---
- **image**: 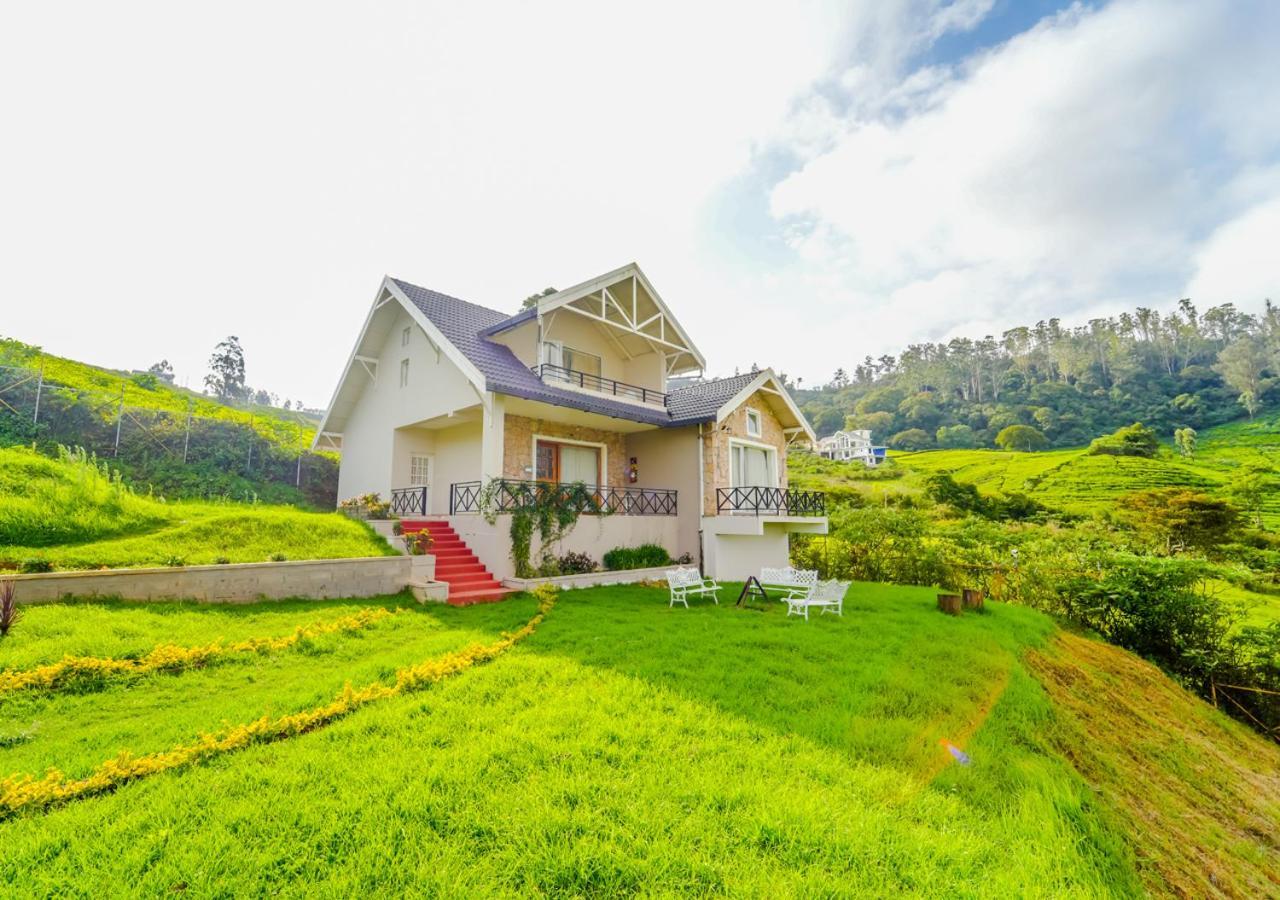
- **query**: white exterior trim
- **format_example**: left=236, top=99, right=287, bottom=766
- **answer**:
left=714, top=368, right=816, bottom=442
left=727, top=437, right=779, bottom=488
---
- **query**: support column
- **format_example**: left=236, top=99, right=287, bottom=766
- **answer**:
left=480, top=393, right=505, bottom=482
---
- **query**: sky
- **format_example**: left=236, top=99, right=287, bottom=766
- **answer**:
left=2, top=0, right=1278, bottom=406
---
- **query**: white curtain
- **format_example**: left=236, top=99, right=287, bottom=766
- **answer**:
left=559, top=445, right=600, bottom=486
left=731, top=445, right=774, bottom=487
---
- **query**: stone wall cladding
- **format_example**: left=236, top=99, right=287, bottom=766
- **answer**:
left=503, top=414, right=628, bottom=486
left=5, top=556, right=435, bottom=605
left=702, top=389, right=790, bottom=514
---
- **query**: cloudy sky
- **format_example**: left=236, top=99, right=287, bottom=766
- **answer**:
left=3, top=0, right=1278, bottom=405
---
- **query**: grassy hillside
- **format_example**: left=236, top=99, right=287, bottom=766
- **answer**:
left=0, top=585, right=1274, bottom=895
left=0, top=446, right=388, bottom=570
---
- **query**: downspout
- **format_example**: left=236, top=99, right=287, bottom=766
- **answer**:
left=697, top=422, right=706, bottom=576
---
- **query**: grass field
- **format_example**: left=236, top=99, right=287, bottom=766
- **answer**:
left=0, top=585, right=1275, bottom=896
left=0, top=446, right=389, bottom=570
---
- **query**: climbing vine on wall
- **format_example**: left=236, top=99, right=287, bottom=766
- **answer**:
left=478, top=480, right=609, bottom=577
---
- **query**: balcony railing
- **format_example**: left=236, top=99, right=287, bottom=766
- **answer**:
left=531, top=363, right=667, bottom=405
left=390, top=486, right=429, bottom=517
left=450, top=479, right=677, bottom=516
left=716, top=486, right=826, bottom=516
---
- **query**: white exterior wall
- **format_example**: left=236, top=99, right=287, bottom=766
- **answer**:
left=624, top=425, right=700, bottom=561
left=336, top=308, right=481, bottom=503
left=701, top=529, right=791, bottom=581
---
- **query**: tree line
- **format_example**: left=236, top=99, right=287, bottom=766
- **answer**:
left=800, top=299, right=1280, bottom=449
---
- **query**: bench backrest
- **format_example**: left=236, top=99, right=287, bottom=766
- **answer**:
left=665, top=567, right=700, bottom=588
left=760, top=567, right=818, bottom=588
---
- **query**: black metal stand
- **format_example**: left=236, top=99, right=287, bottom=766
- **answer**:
left=737, top=576, right=769, bottom=610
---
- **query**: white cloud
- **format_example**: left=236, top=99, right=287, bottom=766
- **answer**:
left=1185, top=194, right=1280, bottom=306
left=763, top=0, right=1280, bottom=375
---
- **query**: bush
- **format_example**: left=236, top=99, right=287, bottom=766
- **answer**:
left=269, top=552, right=287, bottom=562
left=162, top=555, right=186, bottom=567
left=888, top=428, right=933, bottom=451
left=994, top=424, right=1048, bottom=452
left=556, top=551, right=596, bottom=574
left=602, top=544, right=672, bottom=571
left=0, top=580, right=20, bottom=637
left=1088, top=422, right=1159, bottom=457
left=213, top=556, right=231, bottom=565
left=18, top=558, right=51, bottom=574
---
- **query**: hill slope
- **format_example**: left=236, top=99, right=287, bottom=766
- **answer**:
left=0, top=446, right=388, bottom=570
left=0, top=584, right=1274, bottom=895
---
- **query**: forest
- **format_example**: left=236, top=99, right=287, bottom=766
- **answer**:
left=797, top=299, right=1280, bottom=448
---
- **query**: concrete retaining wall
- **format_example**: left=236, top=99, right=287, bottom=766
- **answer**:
left=4, top=555, right=438, bottom=605
left=502, top=564, right=673, bottom=592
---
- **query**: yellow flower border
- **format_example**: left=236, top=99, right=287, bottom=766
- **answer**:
left=0, top=586, right=556, bottom=818
left=0, top=607, right=400, bottom=697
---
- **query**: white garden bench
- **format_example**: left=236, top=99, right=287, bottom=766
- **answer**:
left=809, top=579, right=851, bottom=617
left=665, top=567, right=721, bottom=608
left=759, top=567, right=818, bottom=601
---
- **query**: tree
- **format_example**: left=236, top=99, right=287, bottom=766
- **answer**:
left=829, top=368, right=850, bottom=390
left=936, top=424, right=977, bottom=448
left=520, top=287, right=557, bottom=311
left=1088, top=422, right=1159, bottom=458
left=994, top=424, right=1048, bottom=452
left=204, top=336, right=247, bottom=402
left=888, top=428, right=933, bottom=451
left=1174, top=426, right=1197, bottom=458
left=1228, top=467, right=1271, bottom=529
left=1123, top=489, right=1240, bottom=554
left=1214, top=335, right=1268, bottom=418
left=147, top=360, right=175, bottom=383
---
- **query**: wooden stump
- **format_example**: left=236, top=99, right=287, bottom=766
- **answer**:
left=937, top=593, right=962, bottom=616
left=962, top=588, right=985, bottom=611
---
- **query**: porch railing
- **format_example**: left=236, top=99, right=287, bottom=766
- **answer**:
left=531, top=363, right=667, bottom=406
left=450, top=479, right=677, bottom=516
left=390, top=487, right=429, bottom=517
left=716, top=486, right=825, bottom=516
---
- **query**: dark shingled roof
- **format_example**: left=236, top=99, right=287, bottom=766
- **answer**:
left=391, top=277, right=746, bottom=427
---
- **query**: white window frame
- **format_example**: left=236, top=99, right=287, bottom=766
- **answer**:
left=744, top=407, right=763, bottom=438
left=402, top=326, right=412, bottom=347
left=531, top=433, right=607, bottom=486
left=728, top=437, right=778, bottom=488
left=399, top=358, right=410, bottom=388
left=562, top=345, right=602, bottom=379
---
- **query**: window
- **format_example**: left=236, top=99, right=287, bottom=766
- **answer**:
left=745, top=407, right=762, bottom=438
left=399, top=358, right=409, bottom=388
left=561, top=346, right=602, bottom=379
left=409, top=455, right=430, bottom=487
left=534, top=439, right=601, bottom=486
left=402, top=326, right=411, bottom=347
left=730, top=442, right=776, bottom=488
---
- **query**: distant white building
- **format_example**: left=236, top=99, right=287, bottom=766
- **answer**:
left=816, top=429, right=886, bottom=467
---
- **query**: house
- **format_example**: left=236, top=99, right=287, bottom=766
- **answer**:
left=314, top=263, right=827, bottom=598
left=816, top=429, right=886, bottom=467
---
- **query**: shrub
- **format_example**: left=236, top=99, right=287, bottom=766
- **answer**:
left=0, top=581, right=20, bottom=637
left=402, top=531, right=432, bottom=556
left=338, top=493, right=390, bottom=520
left=1122, top=489, right=1240, bottom=554
left=269, top=552, right=287, bottom=562
left=602, top=544, right=672, bottom=571
left=1088, top=422, right=1159, bottom=457
left=162, top=555, right=186, bottom=567
left=556, top=551, right=596, bottom=575
left=213, top=556, right=231, bottom=565
left=18, top=558, right=51, bottom=574
left=994, top=424, right=1048, bottom=452
left=888, top=428, right=933, bottom=451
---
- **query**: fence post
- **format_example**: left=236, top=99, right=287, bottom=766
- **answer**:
left=182, top=399, right=192, bottom=462
left=32, top=363, right=43, bottom=426
left=296, top=453, right=303, bottom=487
left=113, top=383, right=125, bottom=456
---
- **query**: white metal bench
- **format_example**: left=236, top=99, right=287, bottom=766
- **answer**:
left=759, top=566, right=818, bottom=600
left=809, top=579, right=851, bottom=617
left=665, top=567, right=721, bottom=608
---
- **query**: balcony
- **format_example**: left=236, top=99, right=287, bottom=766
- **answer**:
left=715, top=486, right=826, bottom=517
left=450, top=479, right=677, bottom=516
left=531, top=363, right=667, bottom=406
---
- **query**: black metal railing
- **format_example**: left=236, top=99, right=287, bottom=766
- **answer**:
left=715, top=486, right=825, bottom=516
left=531, top=364, right=667, bottom=405
left=449, top=479, right=677, bottom=516
left=390, top=486, right=429, bottom=516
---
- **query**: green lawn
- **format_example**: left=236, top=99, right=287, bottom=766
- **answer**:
left=0, top=584, right=1275, bottom=895
left=0, top=446, right=389, bottom=570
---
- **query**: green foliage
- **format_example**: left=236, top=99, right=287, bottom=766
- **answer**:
left=936, top=424, right=977, bottom=448
left=554, top=550, right=596, bottom=574
left=18, top=559, right=51, bottom=575
left=888, top=428, right=932, bottom=450
left=1088, top=422, right=1159, bottom=457
left=601, top=544, right=671, bottom=571
left=1174, top=426, right=1197, bottom=458
left=204, top=336, right=247, bottom=403
left=480, top=481, right=604, bottom=578
left=1122, top=488, right=1240, bottom=554
left=994, top=424, right=1048, bottom=452
left=923, top=473, right=1044, bottom=522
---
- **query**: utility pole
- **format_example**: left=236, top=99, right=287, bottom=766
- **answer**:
left=113, top=383, right=125, bottom=456
left=32, top=362, right=43, bottom=426
left=296, top=453, right=303, bottom=487
left=182, top=399, right=193, bottom=463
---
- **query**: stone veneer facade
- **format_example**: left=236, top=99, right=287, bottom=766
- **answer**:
left=503, top=414, right=628, bottom=486
left=701, top=389, right=789, bottom=514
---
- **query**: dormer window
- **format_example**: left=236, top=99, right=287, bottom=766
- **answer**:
left=745, top=407, right=762, bottom=438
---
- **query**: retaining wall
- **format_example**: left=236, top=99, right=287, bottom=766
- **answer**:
left=4, top=555, right=438, bottom=605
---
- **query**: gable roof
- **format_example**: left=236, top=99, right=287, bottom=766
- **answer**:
left=316, top=272, right=816, bottom=441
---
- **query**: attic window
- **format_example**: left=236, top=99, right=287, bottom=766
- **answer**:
left=399, top=358, right=410, bottom=388
left=745, top=407, right=762, bottom=438
left=402, top=326, right=411, bottom=347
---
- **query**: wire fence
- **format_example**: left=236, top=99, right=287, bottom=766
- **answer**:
left=0, top=363, right=337, bottom=507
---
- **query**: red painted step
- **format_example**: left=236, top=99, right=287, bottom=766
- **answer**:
left=399, top=519, right=514, bottom=605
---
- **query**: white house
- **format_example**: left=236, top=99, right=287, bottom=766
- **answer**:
left=315, top=263, right=827, bottom=600
left=816, top=429, right=886, bottom=467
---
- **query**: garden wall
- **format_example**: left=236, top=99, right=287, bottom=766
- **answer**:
left=6, top=556, right=441, bottom=604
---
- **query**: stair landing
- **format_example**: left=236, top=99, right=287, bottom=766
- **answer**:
left=399, top=519, right=514, bottom=605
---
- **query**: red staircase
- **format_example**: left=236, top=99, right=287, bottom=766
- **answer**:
left=399, top=519, right=513, bottom=605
